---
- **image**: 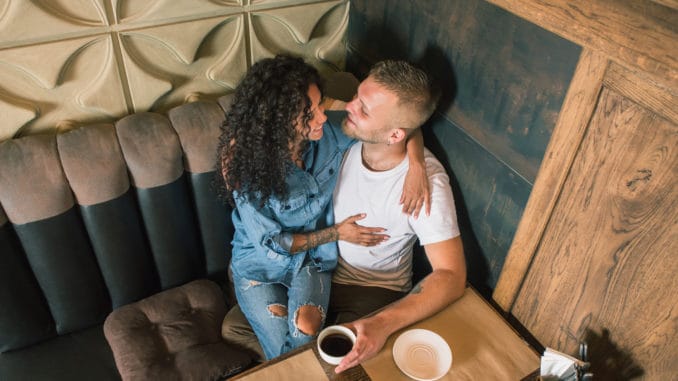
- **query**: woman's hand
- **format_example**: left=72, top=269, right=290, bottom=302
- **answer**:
left=336, top=213, right=389, bottom=246
left=400, top=161, right=431, bottom=218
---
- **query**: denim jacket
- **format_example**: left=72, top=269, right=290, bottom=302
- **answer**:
left=230, top=111, right=354, bottom=283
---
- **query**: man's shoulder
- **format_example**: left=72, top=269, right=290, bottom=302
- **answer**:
left=422, top=149, right=449, bottom=181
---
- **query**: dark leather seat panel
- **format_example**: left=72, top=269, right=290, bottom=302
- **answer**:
left=0, top=326, right=120, bottom=381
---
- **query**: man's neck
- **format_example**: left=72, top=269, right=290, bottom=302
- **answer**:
left=360, top=142, right=407, bottom=172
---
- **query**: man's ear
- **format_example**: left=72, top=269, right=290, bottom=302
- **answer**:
left=387, top=128, right=407, bottom=145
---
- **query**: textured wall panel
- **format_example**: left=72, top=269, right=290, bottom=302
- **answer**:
left=0, top=35, right=127, bottom=139
left=119, top=15, right=247, bottom=112
left=0, top=0, right=108, bottom=45
left=113, top=0, right=242, bottom=24
left=249, top=0, right=349, bottom=76
left=0, top=0, right=347, bottom=140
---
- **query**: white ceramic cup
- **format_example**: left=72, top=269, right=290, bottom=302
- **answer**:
left=317, top=325, right=356, bottom=365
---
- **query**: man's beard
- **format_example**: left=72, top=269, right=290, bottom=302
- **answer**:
left=341, top=118, right=383, bottom=144
left=340, top=118, right=358, bottom=139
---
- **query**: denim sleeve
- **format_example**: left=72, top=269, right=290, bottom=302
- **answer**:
left=234, top=196, right=295, bottom=256
left=325, top=110, right=355, bottom=150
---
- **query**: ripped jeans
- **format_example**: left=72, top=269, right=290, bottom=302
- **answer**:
left=232, top=257, right=331, bottom=360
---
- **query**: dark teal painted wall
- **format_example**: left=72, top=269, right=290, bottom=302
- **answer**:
left=347, top=0, right=581, bottom=295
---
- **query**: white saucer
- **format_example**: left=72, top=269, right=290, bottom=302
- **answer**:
left=392, top=329, right=452, bottom=381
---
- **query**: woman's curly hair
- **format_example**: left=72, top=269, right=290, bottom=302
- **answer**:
left=215, top=55, right=322, bottom=206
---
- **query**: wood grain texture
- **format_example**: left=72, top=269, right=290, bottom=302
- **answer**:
left=484, top=0, right=678, bottom=89
left=511, top=85, right=678, bottom=379
left=603, top=61, right=678, bottom=126
left=651, top=0, right=678, bottom=10
left=493, top=49, right=608, bottom=310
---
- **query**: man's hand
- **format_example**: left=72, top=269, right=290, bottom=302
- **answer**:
left=334, top=238, right=466, bottom=373
left=334, top=317, right=390, bottom=374
left=400, top=160, right=431, bottom=218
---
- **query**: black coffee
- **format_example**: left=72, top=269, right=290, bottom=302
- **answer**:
left=320, top=334, right=353, bottom=357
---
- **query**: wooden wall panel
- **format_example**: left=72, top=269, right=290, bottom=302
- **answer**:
left=509, top=70, right=677, bottom=379
left=425, top=115, right=532, bottom=294
left=347, top=0, right=581, bottom=293
left=484, top=2, right=678, bottom=378
left=493, top=49, right=608, bottom=309
left=348, top=0, right=581, bottom=182
left=485, top=0, right=678, bottom=89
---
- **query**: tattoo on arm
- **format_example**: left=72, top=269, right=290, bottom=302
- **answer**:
left=293, top=226, right=339, bottom=252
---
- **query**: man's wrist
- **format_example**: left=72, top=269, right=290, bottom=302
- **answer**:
left=367, top=311, right=398, bottom=336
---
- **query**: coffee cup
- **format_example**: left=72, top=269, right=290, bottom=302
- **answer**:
left=317, top=325, right=356, bottom=365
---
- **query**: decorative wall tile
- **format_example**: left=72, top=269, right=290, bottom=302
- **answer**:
left=113, top=0, right=241, bottom=25
left=0, top=0, right=108, bottom=46
left=249, top=0, right=348, bottom=76
left=0, top=98, right=35, bottom=141
left=0, top=36, right=127, bottom=139
left=119, top=15, right=246, bottom=111
left=250, top=0, right=327, bottom=7
left=0, top=0, right=347, bottom=140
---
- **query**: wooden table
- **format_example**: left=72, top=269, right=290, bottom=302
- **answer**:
left=229, top=287, right=539, bottom=380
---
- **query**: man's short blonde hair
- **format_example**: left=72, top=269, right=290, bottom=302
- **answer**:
left=368, top=60, right=440, bottom=131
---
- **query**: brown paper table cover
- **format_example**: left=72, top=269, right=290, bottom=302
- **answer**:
left=231, top=287, right=539, bottom=381
left=361, top=288, right=539, bottom=380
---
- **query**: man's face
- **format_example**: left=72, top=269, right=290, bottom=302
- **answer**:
left=342, top=76, right=399, bottom=143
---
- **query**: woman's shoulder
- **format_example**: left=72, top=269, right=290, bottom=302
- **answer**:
left=321, top=110, right=354, bottom=148
left=324, top=110, right=347, bottom=129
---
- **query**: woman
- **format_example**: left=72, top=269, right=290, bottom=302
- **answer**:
left=216, top=55, right=427, bottom=359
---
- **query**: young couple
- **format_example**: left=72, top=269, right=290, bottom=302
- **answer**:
left=216, top=55, right=466, bottom=373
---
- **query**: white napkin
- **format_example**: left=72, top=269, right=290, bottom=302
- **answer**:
left=540, top=347, right=581, bottom=381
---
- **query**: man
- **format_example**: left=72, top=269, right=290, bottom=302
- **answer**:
left=328, top=60, right=466, bottom=373
left=221, top=61, right=466, bottom=372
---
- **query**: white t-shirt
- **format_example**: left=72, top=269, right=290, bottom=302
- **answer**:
left=332, top=142, right=460, bottom=292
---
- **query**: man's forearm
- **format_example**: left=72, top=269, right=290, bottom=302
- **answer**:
left=367, top=269, right=464, bottom=335
left=334, top=238, right=466, bottom=374
left=290, top=226, right=339, bottom=253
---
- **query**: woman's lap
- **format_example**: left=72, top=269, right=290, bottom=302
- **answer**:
left=233, top=260, right=331, bottom=359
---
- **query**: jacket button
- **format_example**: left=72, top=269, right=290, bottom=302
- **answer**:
left=284, top=205, right=291, bottom=210
left=309, top=194, right=315, bottom=199
left=329, top=168, right=334, bottom=175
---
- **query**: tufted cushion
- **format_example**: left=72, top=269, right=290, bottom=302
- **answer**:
left=0, top=134, right=74, bottom=224
left=103, top=279, right=251, bottom=380
left=168, top=101, right=225, bottom=175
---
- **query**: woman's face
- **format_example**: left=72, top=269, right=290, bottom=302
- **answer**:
left=296, top=83, right=327, bottom=142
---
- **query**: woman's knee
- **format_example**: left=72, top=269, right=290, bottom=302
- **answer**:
left=268, top=303, right=288, bottom=317
left=295, top=304, right=323, bottom=336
